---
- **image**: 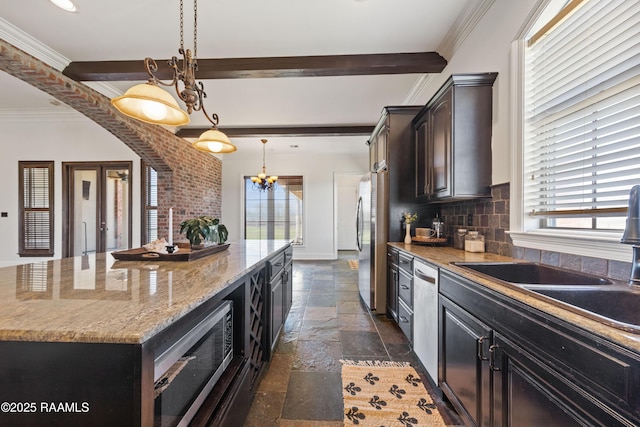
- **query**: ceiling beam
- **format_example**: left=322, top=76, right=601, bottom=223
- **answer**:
left=176, top=125, right=375, bottom=139
left=62, top=52, right=447, bottom=81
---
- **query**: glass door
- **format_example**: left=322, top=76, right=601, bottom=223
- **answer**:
left=64, top=162, right=132, bottom=257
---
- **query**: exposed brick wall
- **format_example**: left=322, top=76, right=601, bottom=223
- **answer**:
left=0, top=39, right=222, bottom=243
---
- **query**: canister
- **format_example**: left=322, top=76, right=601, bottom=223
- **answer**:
left=464, top=231, right=485, bottom=253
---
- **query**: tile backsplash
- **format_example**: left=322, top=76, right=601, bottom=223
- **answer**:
left=437, top=183, right=632, bottom=282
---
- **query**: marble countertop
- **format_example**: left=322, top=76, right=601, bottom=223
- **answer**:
left=388, top=242, right=640, bottom=354
left=0, top=240, right=290, bottom=345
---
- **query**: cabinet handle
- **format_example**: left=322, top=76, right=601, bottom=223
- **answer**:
left=489, top=344, right=501, bottom=371
left=274, top=262, right=283, bottom=267
left=400, top=285, right=410, bottom=290
left=414, top=269, right=436, bottom=284
left=399, top=316, right=409, bottom=323
left=477, top=336, right=489, bottom=361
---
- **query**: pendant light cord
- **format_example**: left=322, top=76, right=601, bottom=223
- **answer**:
left=178, top=0, right=198, bottom=59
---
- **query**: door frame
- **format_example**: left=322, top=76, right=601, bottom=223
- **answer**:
left=62, top=161, right=133, bottom=258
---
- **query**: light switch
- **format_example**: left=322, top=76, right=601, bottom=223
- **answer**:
left=0, top=212, right=7, bottom=218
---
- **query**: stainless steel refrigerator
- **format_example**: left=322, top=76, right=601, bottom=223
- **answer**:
left=356, top=171, right=387, bottom=312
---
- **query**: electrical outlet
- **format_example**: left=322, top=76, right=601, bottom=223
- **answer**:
left=467, top=214, right=473, bottom=226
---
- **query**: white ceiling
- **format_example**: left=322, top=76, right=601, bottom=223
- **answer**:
left=0, top=0, right=481, bottom=154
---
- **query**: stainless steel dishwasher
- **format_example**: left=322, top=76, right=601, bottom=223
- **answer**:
left=413, top=259, right=439, bottom=384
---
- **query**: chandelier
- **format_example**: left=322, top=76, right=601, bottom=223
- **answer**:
left=251, top=139, right=278, bottom=191
left=111, top=0, right=236, bottom=154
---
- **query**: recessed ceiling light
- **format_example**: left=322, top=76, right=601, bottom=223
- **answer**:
left=49, top=0, right=77, bottom=12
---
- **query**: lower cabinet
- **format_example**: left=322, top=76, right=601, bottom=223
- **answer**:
left=440, top=297, right=491, bottom=427
left=439, top=269, right=640, bottom=427
left=269, top=271, right=285, bottom=354
left=267, top=245, right=293, bottom=357
left=387, top=248, right=399, bottom=322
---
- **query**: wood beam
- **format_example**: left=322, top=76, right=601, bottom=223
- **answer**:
left=175, top=125, right=375, bottom=139
left=63, top=52, right=447, bottom=81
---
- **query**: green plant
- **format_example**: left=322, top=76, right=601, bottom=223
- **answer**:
left=402, top=212, right=418, bottom=224
left=179, top=216, right=228, bottom=247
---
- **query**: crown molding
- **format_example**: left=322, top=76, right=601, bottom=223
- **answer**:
left=0, top=108, right=85, bottom=123
left=0, top=17, right=69, bottom=71
left=438, top=0, right=496, bottom=61
left=403, top=0, right=494, bottom=105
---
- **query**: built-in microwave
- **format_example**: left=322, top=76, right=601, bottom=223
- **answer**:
left=153, top=300, right=233, bottom=427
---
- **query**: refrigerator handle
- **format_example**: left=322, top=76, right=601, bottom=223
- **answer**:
left=356, top=196, right=363, bottom=251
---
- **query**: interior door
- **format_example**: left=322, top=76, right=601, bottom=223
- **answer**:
left=63, top=162, right=132, bottom=257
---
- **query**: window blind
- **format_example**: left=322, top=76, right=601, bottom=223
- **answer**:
left=19, top=162, right=54, bottom=256
left=524, top=0, right=640, bottom=222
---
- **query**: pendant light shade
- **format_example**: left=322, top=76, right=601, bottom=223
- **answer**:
left=111, top=82, right=190, bottom=126
left=192, top=127, right=237, bottom=154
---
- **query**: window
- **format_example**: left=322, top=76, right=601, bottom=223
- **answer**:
left=19, top=161, right=54, bottom=257
left=523, top=0, right=640, bottom=231
left=510, top=0, right=640, bottom=261
left=244, top=176, right=303, bottom=245
left=142, top=162, right=158, bottom=244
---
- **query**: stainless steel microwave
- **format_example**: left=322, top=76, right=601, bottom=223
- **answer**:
left=153, top=300, right=233, bottom=427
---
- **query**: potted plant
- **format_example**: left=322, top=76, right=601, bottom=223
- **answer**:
left=180, top=216, right=229, bottom=249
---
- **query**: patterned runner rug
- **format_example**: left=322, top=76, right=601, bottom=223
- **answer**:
left=341, top=360, right=447, bottom=426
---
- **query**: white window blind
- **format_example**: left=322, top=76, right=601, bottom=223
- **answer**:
left=19, top=161, right=54, bottom=256
left=524, top=0, right=640, bottom=227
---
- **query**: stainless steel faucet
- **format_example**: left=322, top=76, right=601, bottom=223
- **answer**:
left=621, top=185, right=640, bottom=286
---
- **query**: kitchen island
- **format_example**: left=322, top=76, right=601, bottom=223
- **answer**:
left=0, top=239, right=292, bottom=427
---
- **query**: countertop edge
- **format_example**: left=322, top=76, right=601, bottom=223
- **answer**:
left=388, top=242, right=640, bottom=353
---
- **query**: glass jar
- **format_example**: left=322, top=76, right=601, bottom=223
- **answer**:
left=454, top=229, right=467, bottom=250
left=464, top=231, right=485, bottom=253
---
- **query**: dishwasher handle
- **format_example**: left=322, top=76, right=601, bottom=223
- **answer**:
left=414, top=268, right=436, bottom=284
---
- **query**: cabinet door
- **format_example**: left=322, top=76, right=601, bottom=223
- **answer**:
left=429, top=88, right=452, bottom=198
left=269, top=275, right=284, bottom=353
left=376, top=125, right=388, bottom=170
left=283, top=263, right=293, bottom=317
left=386, top=260, right=399, bottom=322
left=368, top=137, right=377, bottom=172
left=414, top=116, right=429, bottom=199
left=440, top=297, right=491, bottom=427
left=491, top=333, right=632, bottom=427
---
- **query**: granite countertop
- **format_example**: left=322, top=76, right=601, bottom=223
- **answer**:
left=388, top=242, right=640, bottom=354
left=0, top=240, right=290, bottom=345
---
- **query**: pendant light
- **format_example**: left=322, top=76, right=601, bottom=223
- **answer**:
left=111, top=0, right=236, bottom=154
left=251, top=139, right=278, bottom=191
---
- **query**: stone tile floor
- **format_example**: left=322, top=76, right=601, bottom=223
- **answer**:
left=243, top=251, right=463, bottom=426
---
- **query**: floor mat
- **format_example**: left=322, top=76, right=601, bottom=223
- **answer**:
left=341, top=360, right=447, bottom=426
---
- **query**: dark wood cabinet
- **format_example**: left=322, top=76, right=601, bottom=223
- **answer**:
left=440, top=296, right=491, bottom=427
left=386, top=248, right=399, bottom=322
left=368, top=106, right=422, bottom=242
left=439, top=269, right=640, bottom=427
left=396, top=251, right=413, bottom=342
left=414, top=73, right=497, bottom=202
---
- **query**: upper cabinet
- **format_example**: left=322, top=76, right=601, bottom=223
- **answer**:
left=368, top=106, right=422, bottom=242
left=414, top=73, right=497, bottom=202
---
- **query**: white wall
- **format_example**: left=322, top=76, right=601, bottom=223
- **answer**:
left=0, top=112, right=141, bottom=266
left=411, top=0, right=538, bottom=185
left=221, top=146, right=368, bottom=260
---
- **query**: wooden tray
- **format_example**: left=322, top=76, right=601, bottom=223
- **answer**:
left=111, top=243, right=230, bottom=262
left=412, top=236, right=447, bottom=245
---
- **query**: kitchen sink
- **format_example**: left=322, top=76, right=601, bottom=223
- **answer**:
left=453, top=262, right=612, bottom=286
left=525, top=288, right=640, bottom=332
left=452, top=261, right=640, bottom=332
